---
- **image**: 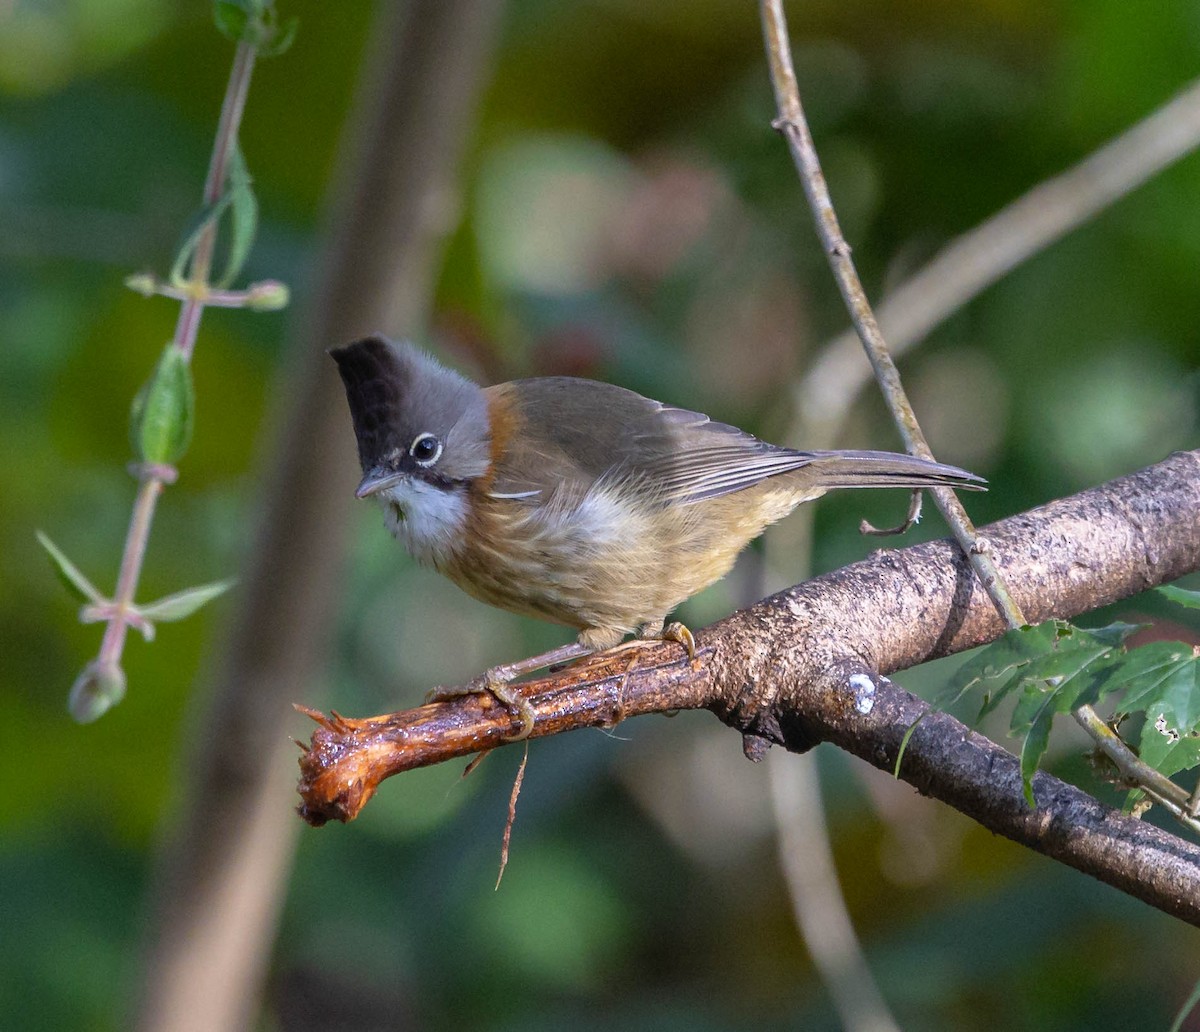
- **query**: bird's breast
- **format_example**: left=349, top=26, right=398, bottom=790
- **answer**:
left=376, top=477, right=471, bottom=568
left=437, top=477, right=806, bottom=635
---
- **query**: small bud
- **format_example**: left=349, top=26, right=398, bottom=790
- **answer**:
left=68, top=660, right=127, bottom=723
left=124, top=272, right=159, bottom=298
left=129, top=343, right=194, bottom=465
left=246, top=279, right=290, bottom=311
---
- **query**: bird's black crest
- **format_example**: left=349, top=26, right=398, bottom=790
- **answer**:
left=329, top=335, right=415, bottom=472
left=330, top=335, right=490, bottom=480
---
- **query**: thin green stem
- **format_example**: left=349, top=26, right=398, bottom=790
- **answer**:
left=97, top=475, right=166, bottom=666
left=174, top=40, right=258, bottom=361
left=90, top=40, right=258, bottom=679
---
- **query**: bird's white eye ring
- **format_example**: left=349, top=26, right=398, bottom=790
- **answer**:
left=409, top=432, right=442, bottom=466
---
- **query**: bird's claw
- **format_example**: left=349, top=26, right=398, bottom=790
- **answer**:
left=426, top=672, right=536, bottom=742
left=660, top=621, right=696, bottom=660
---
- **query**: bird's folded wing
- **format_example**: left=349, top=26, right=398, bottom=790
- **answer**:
left=485, top=377, right=813, bottom=505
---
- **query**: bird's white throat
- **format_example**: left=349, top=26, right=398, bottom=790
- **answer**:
left=377, top=477, right=468, bottom=566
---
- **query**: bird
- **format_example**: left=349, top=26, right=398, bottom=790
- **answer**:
left=331, top=335, right=985, bottom=738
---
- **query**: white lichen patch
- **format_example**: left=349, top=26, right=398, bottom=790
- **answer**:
left=848, top=672, right=876, bottom=714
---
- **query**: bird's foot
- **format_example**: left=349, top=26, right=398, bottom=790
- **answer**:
left=425, top=641, right=594, bottom=742
left=426, top=670, right=537, bottom=742
left=621, top=620, right=696, bottom=660
left=658, top=620, right=696, bottom=660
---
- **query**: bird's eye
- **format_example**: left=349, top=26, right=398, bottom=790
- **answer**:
left=409, top=432, right=442, bottom=465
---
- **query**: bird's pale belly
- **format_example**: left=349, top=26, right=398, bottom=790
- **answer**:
left=439, top=480, right=813, bottom=648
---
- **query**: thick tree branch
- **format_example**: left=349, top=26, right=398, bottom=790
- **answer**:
left=297, top=450, right=1200, bottom=924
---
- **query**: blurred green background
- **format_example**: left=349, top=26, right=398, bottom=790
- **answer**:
left=4, top=1, right=1200, bottom=1029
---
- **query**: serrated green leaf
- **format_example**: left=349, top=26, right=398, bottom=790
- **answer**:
left=1114, top=645, right=1199, bottom=729
left=1010, top=680, right=1054, bottom=733
left=1145, top=659, right=1200, bottom=733
left=1006, top=636, right=1114, bottom=728
left=1101, top=642, right=1192, bottom=714
left=130, top=343, right=194, bottom=465
left=36, top=531, right=105, bottom=604
left=944, top=620, right=1136, bottom=725
left=1160, top=585, right=1200, bottom=610
left=1136, top=721, right=1200, bottom=780
left=1081, top=621, right=1144, bottom=647
left=1070, top=651, right=1147, bottom=711
left=139, top=579, right=235, bottom=622
left=214, top=144, right=258, bottom=288
left=977, top=682, right=1019, bottom=721
left=1014, top=637, right=1112, bottom=688
left=939, top=621, right=1061, bottom=708
left=1019, top=691, right=1058, bottom=806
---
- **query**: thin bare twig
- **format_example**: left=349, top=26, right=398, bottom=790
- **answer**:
left=761, top=0, right=1198, bottom=828
left=770, top=753, right=902, bottom=1032
left=758, top=25, right=1200, bottom=1003
left=760, top=0, right=1022, bottom=627
left=798, top=74, right=1200, bottom=440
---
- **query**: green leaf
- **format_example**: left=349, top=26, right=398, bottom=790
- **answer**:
left=214, top=144, right=258, bottom=288
left=1136, top=721, right=1200, bottom=780
left=1103, top=641, right=1192, bottom=712
left=213, top=0, right=252, bottom=42
left=1014, top=640, right=1110, bottom=698
left=130, top=343, right=194, bottom=465
left=36, top=531, right=105, bottom=604
left=258, top=14, right=298, bottom=57
left=213, top=0, right=296, bottom=56
left=943, top=620, right=1138, bottom=798
left=1082, top=621, right=1142, bottom=647
left=944, top=620, right=1135, bottom=717
left=1145, top=658, right=1200, bottom=733
left=1019, top=690, right=1058, bottom=806
left=169, top=192, right=232, bottom=287
left=1159, top=585, right=1200, bottom=610
left=1008, top=648, right=1109, bottom=783
left=1114, top=644, right=1200, bottom=731
left=939, top=621, right=1060, bottom=708
left=139, top=579, right=235, bottom=622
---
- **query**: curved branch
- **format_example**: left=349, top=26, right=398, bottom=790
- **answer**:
left=797, top=75, right=1200, bottom=440
left=297, top=450, right=1200, bottom=924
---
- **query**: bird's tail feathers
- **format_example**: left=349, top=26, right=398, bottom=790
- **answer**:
left=800, top=450, right=986, bottom=491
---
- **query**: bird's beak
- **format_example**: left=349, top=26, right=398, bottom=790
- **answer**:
left=355, top=467, right=407, bottom=499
